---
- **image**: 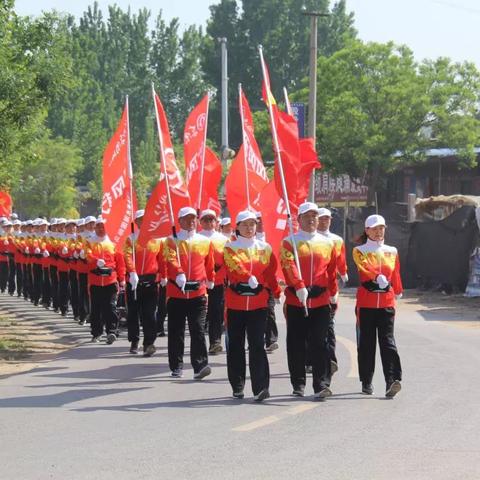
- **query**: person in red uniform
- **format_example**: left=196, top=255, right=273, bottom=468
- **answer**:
left=316, top=207, right=348, bottom=374
left=198, top=209, right=228, bottom=355
left=164, top=207, right=215, bottom=379
left=353, top=214, right=403, bottom=398
left=281, top=202, right=338, bottom=399
left=0, top=220, right=12, bottom=293
left=124, top=209, right=163, bottom=356
left=223, top=210, right=280, bottom=402
left=86, top=217, right=126, bottom=344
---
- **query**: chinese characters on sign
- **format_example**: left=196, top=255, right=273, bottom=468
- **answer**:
left=314, top=172, right=368, bottom=205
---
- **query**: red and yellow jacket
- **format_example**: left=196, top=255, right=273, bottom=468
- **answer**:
left=353, top=239, right=403, bottom=309
left=124, top=233, right=164, bottom=279
left=75, top=236, right=90, bottom=274
left=86, top=235, right=126, bottom=287
left=319, top=230, right=347, bottom=277
left=223, top=236, right=280, bottom=311
left=0, top=233, right=11, bottom=263
left=280, top=231, right=338, bottom=308
left=200, top=230, right=229, bottom=286
left=164, top=230, right=215, bottom=299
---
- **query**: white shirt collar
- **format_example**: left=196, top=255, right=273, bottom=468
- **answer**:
left=365, top=238, right=384, bottom=248
left=177, top=229, right=196, bottom=240
left=296, top=229, right=318, bottom=241
left=235, top=235, right=256, bottom=248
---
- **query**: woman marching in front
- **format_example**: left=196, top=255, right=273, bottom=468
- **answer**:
left=353, top=214, right=403, bottom=398
left=223, top=210, right=280, bottom=402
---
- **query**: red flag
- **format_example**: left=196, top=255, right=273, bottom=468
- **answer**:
left=137, top=92, right=191, bottom=247
left=0, top=191, right=12, bottom=217
left=101, top=103, right=135, bottom=249
left=201, top=147, right=222, bottom=214
left=184, top=94, right=210, bottom=211
left=225, top=88, right=269, bottom=222
left=297, top=138, right=322, bottom=205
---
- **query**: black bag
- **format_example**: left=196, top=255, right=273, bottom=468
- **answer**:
left=230, top=283, right=263, bottom=296
left=361, top=280, right=390, bottom=293
left=91, top=267, right=113, bottom=277
left=287, top=285, right=326, bottom=298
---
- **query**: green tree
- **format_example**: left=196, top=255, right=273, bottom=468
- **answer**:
left=12, top=136, right=82, bottom=218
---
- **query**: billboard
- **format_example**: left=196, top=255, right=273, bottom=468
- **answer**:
left=314, top=172, right=368, bottom=206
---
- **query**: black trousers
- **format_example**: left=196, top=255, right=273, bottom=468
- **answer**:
left=265, top=292, right=278, bottom=347
left=26, top=264, right=33, bottom=299
left=58, top=271, right=70, bottom=314
left=32, top=263, right=43, bottom=304
left=167, top=296, right=208, bottom=373
left=286, top=304, right=331, bottom=393
left=50, top=265, right=59, bottom=310
left=68, top=269, right=80, bottom=318
left=126, top=282, right=159, bottom=346
left=41, top=267, right=51, bottom=307
left=8, top=256, right=15, bottom=294
left=227, top=308, right=269, bottom=396
left=326, top=303, right=338, bottom=364
left=78, top=273, right=89, bottom=321
left=15, top=261, right=22, bottom=296
left=0, top=261, right=8, bottom=292
left=356, top=307, right=402, bottom=385
left=156, top=285, right=167, bottom=334
left=90, top=283, right=119, bottom=337
left=22, top=264, right=30, bottom=299
left=206, top=285, right=224, bottom=347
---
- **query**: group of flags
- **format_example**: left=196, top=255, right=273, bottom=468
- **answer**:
left=100, top=51, right=322, bottom=262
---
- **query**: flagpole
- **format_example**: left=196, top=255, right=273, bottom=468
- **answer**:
left=238, top=84, right=251, bottom=209
left=258, top=45, right=308, bottom=315
left=151, top=83, right=182, bottom=276
left=197, top=93, right=210, bottom=214
left=283, top=87, right=293, bottom=116
left=125, top=95, right=137, bottom=299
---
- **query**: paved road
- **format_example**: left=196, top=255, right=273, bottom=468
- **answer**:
left=1, top=292, right=479, bottom=480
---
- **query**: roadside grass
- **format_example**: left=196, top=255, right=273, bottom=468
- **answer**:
left=0, top=315, right=29, bottom=360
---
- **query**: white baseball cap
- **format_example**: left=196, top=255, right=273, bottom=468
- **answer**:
left=76, top=218, right=85, bottom=226
left=220, top=217, right=231, bottom=226
left=135, top=209, right=145, bottom=220
left=84, top=215, right=96, bottom=224
left=178, top=207, right=197, bottom=219
left=298, top=202, right=319, bottom=215
left=56, top=218, right=67, bottom=224
left=96, top=216, right=106, bottom=225
left=236, top=210, right=257, bottom=224
left=318, top=207, right=332, bottom=218
left=365, top=214, right=386, bottom=229
left=13, top=220, right=21, bottom=226
left=200, top=209, right=217, bottom=220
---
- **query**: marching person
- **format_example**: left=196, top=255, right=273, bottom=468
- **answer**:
left=11, top=219, right=22, bottom=296
left=317, top=207, right=348, bottom=374
left=219, top=217, right=233, bottom=239
left=0, top=220, right=11, bottom=292
left=86, top=217, right=126, bottom=344
left=124, top=209, right=162, bottom=356
left=224, top=210, right=280, bottom=402
left=353, top=214, right=403, bottom=398
left=281, top=202, right=338, bottom=399
left=199, top=209, right=228, bottom=355
left=164, top=207, right=215, bottom=379
left=156, top=237, right=168, bottom=337
left=75, top=219, right=91, bottom=325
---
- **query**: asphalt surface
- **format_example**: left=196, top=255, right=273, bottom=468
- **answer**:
left=1, top=291, right=479, bottom=480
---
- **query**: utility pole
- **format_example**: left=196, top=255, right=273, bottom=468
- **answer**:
left=218, top=37, right=229, bottom=160
left=302, top=10, right=329, bottom=202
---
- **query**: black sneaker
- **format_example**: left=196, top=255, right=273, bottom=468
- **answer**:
left=208, top=343, right=223, bottom=355
left=386, top=380, right=401, bottom=398
left=157, top=331, right=166, bottom=337
left=330, top=360, right=338, bottom=375
left=362, top=383, right=374, bottom=395
left=171, top=368, right=183, bottom=378
left=78, top=318, right=86, bottom=326
left=254, top=389, right=270, bottom=402
left=129, top=341, right=139, bottom=354
left=143, top=344, right=156, bottom=357
left=292, top=387, right=305, bottom=397
left=305, top=365, right=313, bottom=374
left=106, top=333, right=117, bottom=345
left=314, top=387, right=332, bottom=400
left=194, top=365, right=212, bottom=380
left=232, top=390, right=244, bottom=399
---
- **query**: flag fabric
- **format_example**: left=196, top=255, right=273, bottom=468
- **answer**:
left=201, top=147, right=222, bottom=214
left=137, top=92, right=191, bottom=247
left=184, top=94, right=211, bottom=211
left=0, top=191, right=12, bottom=217
left=101, top=103, right=135, bottom=249
left=225, top=88, right=269, bottom=222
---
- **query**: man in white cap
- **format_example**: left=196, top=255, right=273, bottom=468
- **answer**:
left=280, top=201, right=339, bottom=399
left=75, top=219, right=90, bottom=325
left=86, top=217, right=126, bottom=343
left=315, top=207, right=349, bottom=374
left=124, top=209, right=164, bottom=356
left=83, top=216, right=96, bottom=239
left=219, top=217, right=233, bottom=238
left=0, top=220, right=12, bottom=293
left=164, top=206, right=215, bottom=379
left=11, top=219, right=22, bottom=296
left=199, top=209, right=228, bottom=354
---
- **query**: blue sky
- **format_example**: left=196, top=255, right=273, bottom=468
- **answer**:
left=14, top=0, right=480, bottom=67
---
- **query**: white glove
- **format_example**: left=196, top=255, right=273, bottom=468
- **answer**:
left=248, top=275, right=259, bottom=289
left=207, top=281, right=215, bottom=290
left=330, top=292, right=339, bottom=304
left=396, top=293, right=403, bottom=300
left=73, top=251, right=79, bottom=259
left=129, top=272, right=139, bottom=290
left=43, top=250, right=50, bottom=258
left=96, top=259, right=106, bottom=268
left=160, top=278, right=168, bottom=287
left=3, top=240, right=8, bottom=246
left=79, top=249, right=86, bottom=259
left=62, top=246, right=68, bottom=255
left=25, top=247, right=29, bottom=254
left=296, top=287, right=309, bottom=306
left=34, top=247, right=41, bottom=254
left=376, top=274, right=389, bottom=289
left=176, top=273, right=186, bottom=290
left=341, top=273, right=349, bottom=283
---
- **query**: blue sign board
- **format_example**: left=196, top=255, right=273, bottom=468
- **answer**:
left=291, top=102, right=306, bottom=138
